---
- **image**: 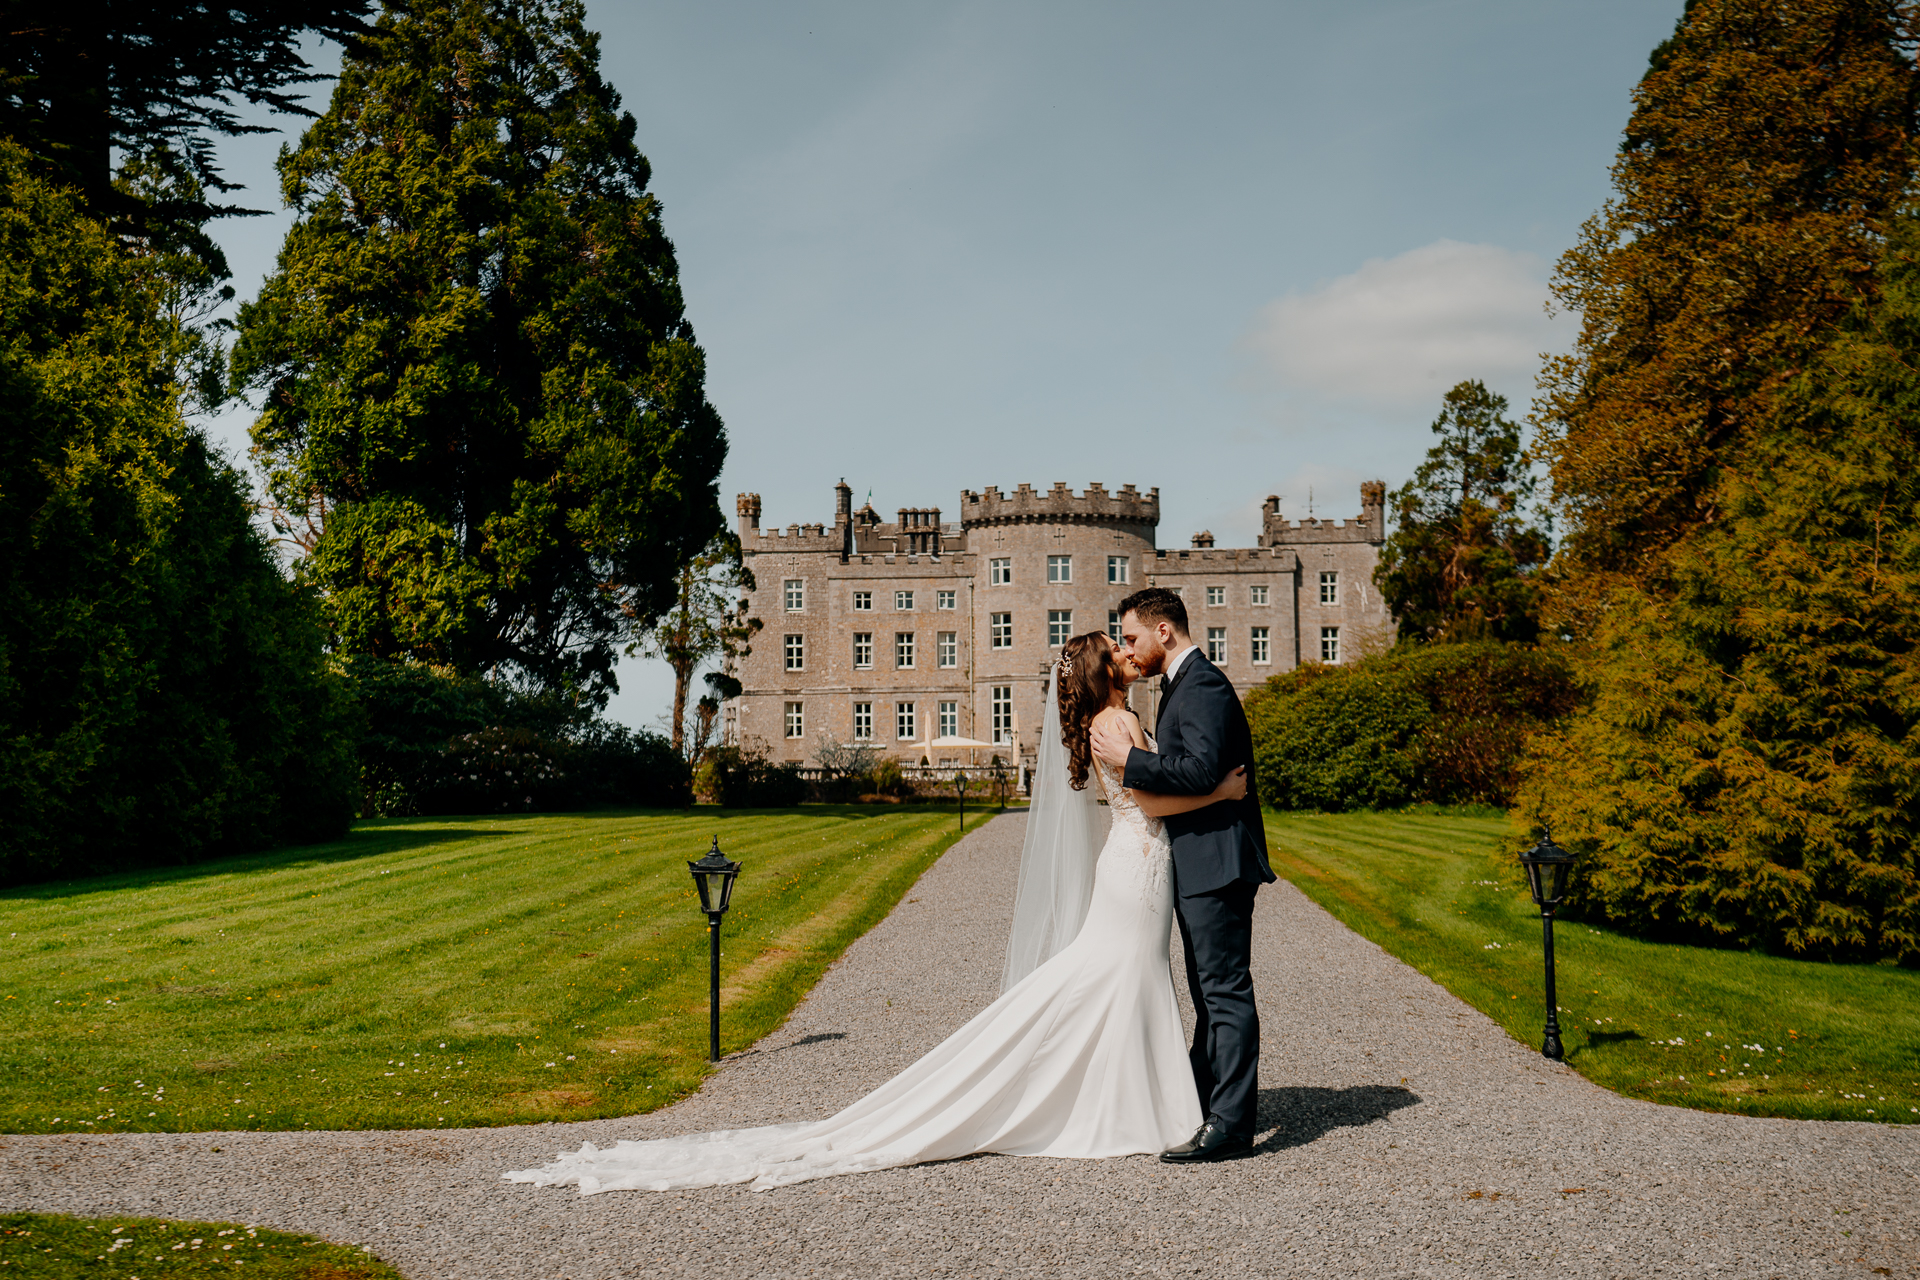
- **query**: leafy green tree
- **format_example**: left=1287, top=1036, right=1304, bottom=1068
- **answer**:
left=0, top=142, right=355, bottom=883
left=631, top=531, right=760, bottom=760
left=1375, top=380, right=1550, bottom=645
left=1519, top=204, right=1920, bottom=965
left=233, top=0, right=727, bottom=703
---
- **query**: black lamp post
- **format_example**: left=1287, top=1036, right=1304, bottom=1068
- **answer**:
left=1517, top=828, right=1575, bottom=1060
left=954, top=771, right=967, bottom=831
left=687, top=836, right=742, bottom=1063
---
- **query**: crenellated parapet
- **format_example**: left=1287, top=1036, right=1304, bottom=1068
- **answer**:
left=959, top=481, right=1160, bottom=530
left=1257, top=481, right=1387, bottom=546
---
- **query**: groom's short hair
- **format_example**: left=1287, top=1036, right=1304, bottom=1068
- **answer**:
left=1117, top=587, right=1188, bottom=637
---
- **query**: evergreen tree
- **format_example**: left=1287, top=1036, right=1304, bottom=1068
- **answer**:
left=1538, top=0, right=1917, bottom=593
left=0, top=2, right=371, bottom=230
left=232, top=0, right=727, bottom=703
left=1520, top=205, right=1920, bottom=964
left=0, top=142, right=355, bottom=883
left=1375, top=380, right=1550, bottom=645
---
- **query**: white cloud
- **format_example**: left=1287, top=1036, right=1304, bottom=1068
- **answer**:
left=1243, top=240, right=1570, bottom=410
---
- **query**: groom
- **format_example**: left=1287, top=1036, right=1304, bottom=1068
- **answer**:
left=1091, top=587, right=1274, bottom=1163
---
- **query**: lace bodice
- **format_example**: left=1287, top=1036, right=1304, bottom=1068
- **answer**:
left=1093, top=737, right=1163, bottom=842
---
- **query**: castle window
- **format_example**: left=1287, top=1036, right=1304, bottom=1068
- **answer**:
left=1207, top=627, right=1226, bottom=663
left=895, top=632, right=915, bottom=669
left=895, top=590, right=914, bottom=611
left=784, top=634, right=804, bottom=671
left=1108, top=610, right=1121, bottom=642
left=989, top=558, right=1012, bottom=586
left=784, top=579, right=805, bottom=611
left=1320, top=626, right=1340, bottom=663
left=785, top=701, right=804, bottom=738
left=853, top=702, right=873, bottom=740
left=853, top=590, right=872, bottom=611
left=853, top=633, right=873, bottom=670
left=1250, top=584, right=1269, bottom=607
left=937, top=589, right=956, bottom=610
left=1251, top=626, right=1271, bottom=665
left=1048, top=610, right=1072, bottom=648
left=937, top=632, right=957, bottom=668
left=991, top=613, right=1012, bottom=649
left=1108, top=556, right=1129, bottom=585
left=896, top=702, right=917, bottom=741
left=938, top=701, right=959, bottom=738
left=1206, top=585, right=1225, bottom=607
left=991, top=686, right=1013, bottom=744
left=1319, top=571, right=1339, bottom=606
left=1047, top=555, right=1072, bottom=584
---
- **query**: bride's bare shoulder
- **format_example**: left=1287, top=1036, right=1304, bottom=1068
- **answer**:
left=1090, top=705, right=1144, bottom=742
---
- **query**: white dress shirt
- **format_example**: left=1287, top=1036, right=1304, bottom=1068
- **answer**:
left=1161, top=642, right=1198, bottom=686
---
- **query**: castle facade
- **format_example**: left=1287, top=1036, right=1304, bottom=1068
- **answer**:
left=727, top=479, right=1391, bottom=769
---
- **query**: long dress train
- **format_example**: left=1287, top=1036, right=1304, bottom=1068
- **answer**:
left=502, top=754, right=1199, bottom=1193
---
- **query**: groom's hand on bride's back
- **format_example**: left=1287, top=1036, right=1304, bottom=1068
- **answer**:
left=1090, top=716, right=1135, bottom=768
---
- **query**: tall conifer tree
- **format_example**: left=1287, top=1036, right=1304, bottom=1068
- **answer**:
left=232, top=0, right=726, bottom=702
left=1375, top=380, right=1549, bottom=645
left=1539, top=0, right=1917, bottom=588
left=1525, top=0, right=1920, bottom=961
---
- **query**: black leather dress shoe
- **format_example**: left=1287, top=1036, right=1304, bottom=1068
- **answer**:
left=1159, top=1120, right=1253, bottom=1164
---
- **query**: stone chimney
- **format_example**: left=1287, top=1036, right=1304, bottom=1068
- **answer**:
left=1191, top=530, right=1215, bottom=549
left=1361, top=480, right=1386, bottom=537
left=737, top=493, right=761, bottom=531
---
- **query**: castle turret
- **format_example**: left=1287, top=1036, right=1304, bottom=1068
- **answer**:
left=958, top=481, right=1160, bottom=536
left=737, top=492, right=762, bottom=534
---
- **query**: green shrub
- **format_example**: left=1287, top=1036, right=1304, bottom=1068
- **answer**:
left=702, top=744, right=806, bottom=807
left=1246, top=642, right=1575, bottom=812
left=351, top=659, right=689, bottom=815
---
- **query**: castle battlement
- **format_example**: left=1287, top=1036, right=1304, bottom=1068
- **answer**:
left=959, top=481, right=1159, bottom=529
left=1256, top=480, right=1386, bottom=547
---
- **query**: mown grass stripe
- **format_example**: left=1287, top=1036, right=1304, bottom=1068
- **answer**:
left=2, top=807, right=993, bottom=1133
left=1267, top=809, right=1920, bottom=1123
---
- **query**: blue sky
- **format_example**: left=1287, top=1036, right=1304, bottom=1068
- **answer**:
left=195, top=0, right=1684, bottom=730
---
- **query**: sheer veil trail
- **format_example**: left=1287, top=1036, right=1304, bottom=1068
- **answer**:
left=1000, top=667, right=1105, bottom=992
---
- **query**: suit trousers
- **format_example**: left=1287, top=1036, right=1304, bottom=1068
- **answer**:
left=1172, top=877, right=1260, bottom=1140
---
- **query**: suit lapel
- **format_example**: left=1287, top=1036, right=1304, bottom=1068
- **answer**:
left=1160, top=649, right=1200, bottom=710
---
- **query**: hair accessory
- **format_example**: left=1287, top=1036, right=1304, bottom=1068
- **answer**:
left=1056, top=656, right=1074, bottom=678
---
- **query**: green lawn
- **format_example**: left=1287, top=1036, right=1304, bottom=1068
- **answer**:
left=0, top=1213, right=402, bottom=1280
left=0, top=806, right=992, bottom=1135
left=1266, top=808, right=1920, bottom=1124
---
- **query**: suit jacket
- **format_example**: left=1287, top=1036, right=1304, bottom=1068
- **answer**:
left=1122, top=650, right=1275, bottom=897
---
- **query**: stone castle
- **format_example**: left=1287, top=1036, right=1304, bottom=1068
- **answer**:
left=727, top=478, right=1392, bottom=769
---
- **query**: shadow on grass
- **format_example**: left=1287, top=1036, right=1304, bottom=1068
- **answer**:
left=0, top=824, right=498, bottom=901
left=1254, top=1083, right=1422, bottom=1152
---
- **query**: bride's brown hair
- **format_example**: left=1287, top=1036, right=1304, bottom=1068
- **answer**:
left=1057, top=631, right=1124, bottom=790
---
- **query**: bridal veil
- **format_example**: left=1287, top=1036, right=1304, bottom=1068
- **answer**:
left=999, top=667, right=1104, bottom=991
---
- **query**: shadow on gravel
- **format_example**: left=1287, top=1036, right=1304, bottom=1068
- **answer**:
left=1254, top=1084, right=1422, bottom=1152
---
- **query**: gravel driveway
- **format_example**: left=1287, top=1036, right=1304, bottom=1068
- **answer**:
left=3, top=812, right=1916, bottom=1278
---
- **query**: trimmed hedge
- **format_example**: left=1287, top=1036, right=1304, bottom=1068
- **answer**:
left=1246, top=642, right=1575, bottom=812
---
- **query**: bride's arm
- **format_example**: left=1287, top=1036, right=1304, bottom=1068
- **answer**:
left=1102, top=710, right=1249, bottom=817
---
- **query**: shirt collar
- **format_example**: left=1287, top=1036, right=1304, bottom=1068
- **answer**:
left=1162, top=643, right=1198, bottom=684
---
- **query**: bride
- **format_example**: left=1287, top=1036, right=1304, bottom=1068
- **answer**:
left=504, top=630, right=1249, bottom=1193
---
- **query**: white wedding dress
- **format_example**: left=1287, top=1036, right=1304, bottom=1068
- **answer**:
left=503, top=752, right=1200, bottom=1193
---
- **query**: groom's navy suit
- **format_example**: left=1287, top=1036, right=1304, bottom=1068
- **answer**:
left=1123, top=649, right=1274, bottom=1141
